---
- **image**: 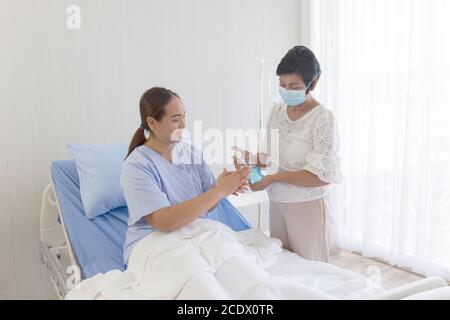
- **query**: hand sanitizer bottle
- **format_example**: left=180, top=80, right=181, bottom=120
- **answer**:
left=249, top=165, right=264, bottom=184
left=233, top=146, right=265, bottom=184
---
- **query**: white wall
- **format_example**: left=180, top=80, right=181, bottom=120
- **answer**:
left=0, top=0, right=302, bottom=299
left=299, top=0, right=311, bottom=47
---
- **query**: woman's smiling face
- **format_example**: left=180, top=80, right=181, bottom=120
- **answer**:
left=147, top=96, right=186, bottom=144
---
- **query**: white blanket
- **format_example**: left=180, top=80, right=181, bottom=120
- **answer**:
left=66, top=220, right=386, bottom=300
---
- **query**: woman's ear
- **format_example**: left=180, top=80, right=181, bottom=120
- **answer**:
left=309, top=76, right=320, bottom=92
left=146, top=116, right=157, bottom=132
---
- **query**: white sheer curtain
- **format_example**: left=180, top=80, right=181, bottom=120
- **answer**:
left=310, top=0, right=450, bottom=279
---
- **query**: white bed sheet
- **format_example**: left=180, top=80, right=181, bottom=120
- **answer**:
left=66, top=219, right=387, bottom=300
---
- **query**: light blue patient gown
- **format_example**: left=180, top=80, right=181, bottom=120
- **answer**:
left=120, top=142, right=249, bottom=265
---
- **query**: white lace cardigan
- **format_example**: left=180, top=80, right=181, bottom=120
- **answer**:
left=263, top=103, right=342, bottom=203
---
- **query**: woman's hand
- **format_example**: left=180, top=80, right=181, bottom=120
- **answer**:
left=232, top=146, right=258, bottom=168
left=223, top=166, right=251, bottom=196
left=231, top=182, right=249, bottom=196
left=249, top=174, right=275, bottom=191
left=232, top=146, right=268, bottom=169
left=215, top=166, right=252, bottom=197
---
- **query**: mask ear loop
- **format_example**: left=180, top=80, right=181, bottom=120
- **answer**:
left=306, top=80, right=313, bottom=91
left=304, top=79, right=315, bottom=99
left=306, top=74, right=320, bottom=94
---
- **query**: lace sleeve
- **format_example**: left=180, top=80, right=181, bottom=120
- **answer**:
left=303, top=109, right=342, bottom=183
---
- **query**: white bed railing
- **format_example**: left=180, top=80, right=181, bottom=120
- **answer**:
left=40, top=183, right=78, bottom=273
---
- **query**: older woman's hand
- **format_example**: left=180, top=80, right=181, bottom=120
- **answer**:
left=249, top=175, right=274, bottom=192
left=232, top=146, right=258, bottom=169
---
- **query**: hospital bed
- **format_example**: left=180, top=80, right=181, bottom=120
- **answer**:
left=40, top=160, right=450, bottom=300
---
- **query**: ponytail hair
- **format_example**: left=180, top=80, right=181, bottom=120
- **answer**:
left=125, top=87, right=179, bottom=159
left=126, top=126, right=147, bottom=160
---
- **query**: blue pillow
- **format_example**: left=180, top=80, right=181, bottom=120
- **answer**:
left=68, top=143, right=128, bottom=219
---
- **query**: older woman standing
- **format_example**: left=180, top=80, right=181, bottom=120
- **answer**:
left=234, top=46, right=342, bottom=262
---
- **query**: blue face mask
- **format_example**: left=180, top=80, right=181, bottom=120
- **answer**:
left=279, top=82, right=312, bottom=107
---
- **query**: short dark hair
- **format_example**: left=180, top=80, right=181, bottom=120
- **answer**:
left=276, top=46, right=321, bottom=92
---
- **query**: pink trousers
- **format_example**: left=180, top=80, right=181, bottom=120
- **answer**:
left=269, top=197, right=331, bottom=262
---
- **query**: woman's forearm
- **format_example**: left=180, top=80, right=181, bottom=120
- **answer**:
left=272, top=170, right=329, bottom=187
left=144, top=186, right=224, bottom=232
